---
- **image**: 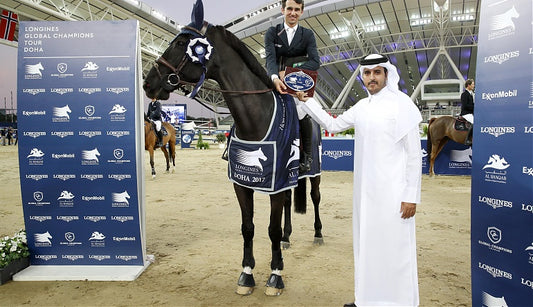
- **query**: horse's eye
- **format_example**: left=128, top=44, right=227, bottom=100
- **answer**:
left=177, top=40, right=186, bottom=47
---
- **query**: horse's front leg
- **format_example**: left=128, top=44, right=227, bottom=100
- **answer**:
left=233, top=184, right=256, bottom=296
left=281, top=189, right=292, bottom=249
left=266, top=192, right=286, bottom=296
left=310, top=176, right=323, bottom=245
left=149, top=148, right=156, bottom=179
left=161, top=146, right=170, bottom=173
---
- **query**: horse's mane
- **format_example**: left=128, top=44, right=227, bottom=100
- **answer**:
left=212, top=25, right=274, bottom=89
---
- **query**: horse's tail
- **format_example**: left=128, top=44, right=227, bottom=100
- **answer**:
left=294, top=178, right=307, bottom=214
left=427, top=117, right=435, bottom=161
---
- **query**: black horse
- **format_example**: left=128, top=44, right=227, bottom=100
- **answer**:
left=143, top=0, right=322, bottom=296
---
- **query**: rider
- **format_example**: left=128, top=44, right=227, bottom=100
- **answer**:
left=460, top=79, right=475, bottom=146
left=264, top=0, right=320, bottom=173
left=148, top=97, right=163, bottom=147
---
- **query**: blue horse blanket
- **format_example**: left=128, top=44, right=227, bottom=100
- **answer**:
left=227, top=93, right=300, bottom=194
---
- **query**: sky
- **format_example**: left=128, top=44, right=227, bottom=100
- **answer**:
left=0, top=0, right=276, bottom=119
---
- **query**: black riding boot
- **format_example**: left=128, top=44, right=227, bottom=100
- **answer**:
left=156, top=130, right=163, bottom=147
left=299, top=115, right=313, bottom=173
left=464, top=125, right=473, bottom=146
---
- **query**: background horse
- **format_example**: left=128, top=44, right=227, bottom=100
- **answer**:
left=144, top=114, right=176, bottom=179
left=143, top=0, right=321, bottom=296
left=427, top=116, right=470, bottom=176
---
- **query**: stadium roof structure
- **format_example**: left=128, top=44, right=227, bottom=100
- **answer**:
left=2, top=0, right=479, bottom=113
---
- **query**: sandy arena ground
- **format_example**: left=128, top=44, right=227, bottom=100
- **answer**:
left=0, top=144, right=471, bottom=306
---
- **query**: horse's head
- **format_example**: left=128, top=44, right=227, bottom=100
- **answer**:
left=143, top=0, right=214, bottom=100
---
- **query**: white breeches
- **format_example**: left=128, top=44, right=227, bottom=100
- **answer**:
left=462, top=114, right=473, bottom=124
left=154, top=120, right=161, bottom=131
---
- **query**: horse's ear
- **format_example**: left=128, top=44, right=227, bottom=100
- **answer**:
left=190, top=0, right=204, bottom=30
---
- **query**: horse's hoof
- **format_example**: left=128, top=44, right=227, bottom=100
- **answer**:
left=265, top=286, right=283, bottom=296
left=313, top=237, right=324, bottom=245
left=236, top=286, right=254, bottom=296
left=236, top=272, right=255, bottom=296
left=265, top=274, right=284, bottom=296
left=281, top=241, right=291, bottom=249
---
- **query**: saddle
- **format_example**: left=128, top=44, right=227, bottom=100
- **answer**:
left=454, top=116, right=472, bottom=131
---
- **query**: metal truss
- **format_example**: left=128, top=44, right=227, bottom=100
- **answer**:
left=317, top=25, right=478, bottom=67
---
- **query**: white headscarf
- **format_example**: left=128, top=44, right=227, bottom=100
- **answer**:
left=359, top=54, right=401, bottom=95
left=359, top=54, right=422, bottom=142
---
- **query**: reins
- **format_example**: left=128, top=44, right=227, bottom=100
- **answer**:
left=153, top=24, right=273, bottom=97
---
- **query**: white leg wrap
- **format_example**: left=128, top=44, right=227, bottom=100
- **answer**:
left=272, top=269, right=282, bottom=276
left=243, top=266, right=252, bottom=274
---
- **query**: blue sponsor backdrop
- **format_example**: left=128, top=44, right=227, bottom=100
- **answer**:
left=17, top=20, right=145, bottom=266
left=322, top=138, right=472, bottom=175
left=471, top=0, right=533, bottom=305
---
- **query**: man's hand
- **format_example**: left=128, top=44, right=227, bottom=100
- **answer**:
left=400, top=202, right=416, bottom=219
left=294, top=91, right=309, bottom=102
left=273, top=78, right=288, bottom=94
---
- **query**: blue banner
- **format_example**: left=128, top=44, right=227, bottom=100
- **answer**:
left=470, top=0, right=533, bottom=305
left=17, top=20, right=145, bottom=266
left=322, top=138, right=471, bottom=175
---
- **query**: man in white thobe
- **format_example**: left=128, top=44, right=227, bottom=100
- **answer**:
left=296, top=54, right=422, bottom=306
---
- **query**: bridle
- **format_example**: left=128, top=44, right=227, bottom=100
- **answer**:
left=152, top=24, right=272, bottom=97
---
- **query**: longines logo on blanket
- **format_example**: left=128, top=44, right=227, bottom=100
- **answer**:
left=482, top=154, right=510, bottom=184
left=523, top=203, right=533, bottom=214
